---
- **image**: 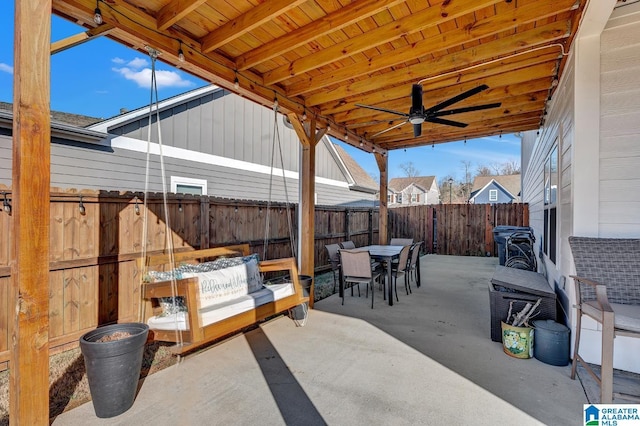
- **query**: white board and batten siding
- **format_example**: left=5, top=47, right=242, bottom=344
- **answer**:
left=522, top=2, right=640, bottom=373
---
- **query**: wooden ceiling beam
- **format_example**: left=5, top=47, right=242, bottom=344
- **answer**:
left=51, top=23, right=114, bottom=54
left=157, top=0, right=208, bottom=31
left=200, top=0, right=307, bottom=53
left=286, top=0, right=577, bottom=97
left=263, top=0, right=503, bottom=85
left=235, top=0, right=406, bottom=71
left=306, top=20, right=569, bottom=108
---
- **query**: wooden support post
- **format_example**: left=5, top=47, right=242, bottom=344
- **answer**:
left=11, top=0, right=52, bottom=423
left=287, top=113, right=319, bottom=308
left=375, top=152, right=388, bottom=245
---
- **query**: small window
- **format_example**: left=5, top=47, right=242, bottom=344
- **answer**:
left=171, top=176, right=207, bottom=195
left=411, top=194, right=417, bottom=203
left=388, top=194, right=393, bottom=203
left=397, top=194, right=403, bottom=204
left=489, top=189, right=498, bottom=202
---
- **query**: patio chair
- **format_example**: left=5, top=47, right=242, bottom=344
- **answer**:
left=568, top=236, right=640, bottom=403
left=390, top=238, right=413, bottom=246
left=340, top=249, right=381, bottom=309
left=389, top=245, right=412, bottom=300
left=325, top=243, right=342, bottom=294
left=340, top=240, right=356, bottom=249
left=407, top=241, right=423, bottom=290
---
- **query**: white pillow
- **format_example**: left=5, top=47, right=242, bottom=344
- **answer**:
left=182, top=257, right=263, bottom=309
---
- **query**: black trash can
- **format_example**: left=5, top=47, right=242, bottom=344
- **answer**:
left=80, top=323, right=149, bottom=418
left=291, top=275, right=312, bottom=321
left=493, top=226, right=534, bottom=266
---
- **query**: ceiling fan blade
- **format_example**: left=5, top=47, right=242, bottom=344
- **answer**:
left=413, top=123, right=422, bottom=137
left=425, top=117, right=468, bottom=128
left=431, top=102, right=502, bottom=117
left=355, top=103, right=408, bottom=117
left=370, top=120, right=409, bottom=138
left=425, top=84, right=490, bottom=113
left=411, top=84, right=423, bottom=112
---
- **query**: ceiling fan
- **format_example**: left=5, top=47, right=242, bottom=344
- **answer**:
left=355, top=84, right=502, bottom=138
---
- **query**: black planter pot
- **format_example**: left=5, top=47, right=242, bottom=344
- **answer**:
left=79, top=322, right=149, bottom=418
left=291, top=275, right=312, bottom=321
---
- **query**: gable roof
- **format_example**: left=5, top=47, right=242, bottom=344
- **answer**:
left=470, top=175, right=521, bottom=200
left=389, top=176, right=436, bottom=193
left=331, top=144, right=378, bottom=193
left=0, top=102, right=102, bottom=128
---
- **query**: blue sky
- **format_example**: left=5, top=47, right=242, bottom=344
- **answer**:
left=1, top=1, right=521, bottom=182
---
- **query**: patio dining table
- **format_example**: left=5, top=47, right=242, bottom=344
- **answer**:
left=340, top=244, right=417, bottom=306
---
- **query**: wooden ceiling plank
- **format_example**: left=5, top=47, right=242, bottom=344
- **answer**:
left=305, top=19, right=568, bottom=107
left=236, top=0, right=407, bottom=71
left=201, top=0, right=307, bottom=53
left=51, top=23, right=114, bottom=54
left=287, top=0, right=575, bottom=96
left=263, top=0, right=503, bottom=85
left=157, top=0, right=208, bottom=31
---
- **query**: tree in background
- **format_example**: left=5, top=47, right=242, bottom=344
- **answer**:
left=399, top=161, right=420, bottom=177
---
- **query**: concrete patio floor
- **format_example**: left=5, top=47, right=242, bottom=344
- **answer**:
left=53, top=255, right=591, bottom=426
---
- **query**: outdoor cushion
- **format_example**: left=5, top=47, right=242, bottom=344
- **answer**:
left=584, top=301, right=640, bottom=333
left=147, top=254, right=263, bottom=315
left=147, top=283, right=294, bottom=331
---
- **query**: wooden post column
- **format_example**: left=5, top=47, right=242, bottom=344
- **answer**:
left=11, top=0, right=52, bottom=423
left=375, top=152, right=388, bottom=245
left=287, top=114, right=324, bottom=308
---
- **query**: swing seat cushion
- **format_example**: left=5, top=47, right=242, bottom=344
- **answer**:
left=147, top=282, right=295, bottom=331
left=148, top=254, right=263, bottom=316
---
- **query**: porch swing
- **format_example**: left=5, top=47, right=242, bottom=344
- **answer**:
left=137, top=48, right=309, bottom=354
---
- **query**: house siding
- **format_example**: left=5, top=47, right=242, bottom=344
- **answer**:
left=471, top=183, right=514, bottom=204
left=110, top=88, right=347, bottom=184
left=1, top=88, right=375, bottom=206
left=522, top=3, right=640, bottom=374
left=600, top=12, right=640, bottom=236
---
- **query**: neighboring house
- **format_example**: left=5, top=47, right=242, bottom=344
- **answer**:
left=521, top=2, right=640, bottom=375
left=468, top=175, right=521, bottom=204
left=387, top=176, right=439, bottom=206
left=0, top=86, right=377, bottom=207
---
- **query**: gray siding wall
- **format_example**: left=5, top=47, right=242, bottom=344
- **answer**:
left=1, top=131, right=371, bottom=206
left=473, top=183, right=514, bottom=204
left=112, top=89, right=347, bottom=182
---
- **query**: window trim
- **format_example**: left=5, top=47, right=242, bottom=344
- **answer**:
left=171, top=176, right=207, bottom=195
left=489, top=189, right=498, bottom=202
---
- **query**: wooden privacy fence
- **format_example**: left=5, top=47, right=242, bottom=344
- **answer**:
left=388, top=203, right=529, bottom=256
left=0, top=185, right=525, bottom=369
left=0, top=187, right=378, bottom=369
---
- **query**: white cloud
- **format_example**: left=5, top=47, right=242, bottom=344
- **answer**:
left=111, top=57, right=126, bottom=65
left=0, top=63, right=13, bottom=74
left=127, top=57, right=148, bottom=69
left=112, top=66, right=194, bottom=89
